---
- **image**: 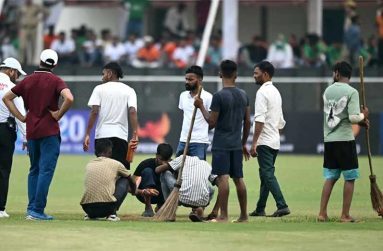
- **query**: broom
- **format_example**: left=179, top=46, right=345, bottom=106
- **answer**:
left=154, top=85, right=203, bottom=221
left=359, top=56, right=383, bottom=217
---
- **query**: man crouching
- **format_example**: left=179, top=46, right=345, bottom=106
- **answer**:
left=80, top=139, right=135, bottom=221
left=156, top=155, right=216, bottom=222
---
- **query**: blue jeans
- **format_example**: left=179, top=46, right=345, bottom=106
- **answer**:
left=27, top=135, right=60, bottom=214
left=176, top=142, right=209, bottom=160
left=136, top=168, right=164, bottom=206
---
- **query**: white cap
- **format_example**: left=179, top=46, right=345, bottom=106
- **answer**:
left=0, top=57, right=27, bottom=75
left=40, top=49, right=58, bottom=66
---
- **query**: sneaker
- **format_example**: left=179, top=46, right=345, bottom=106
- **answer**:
left=249, top=210, right=266, bottom=217
left=0, top=211, right=10, bottom=218
left=26, top=211, right=54, bottom=220
left=106, top=214, right=120, bottom=221
left=141, top=209, right=154, bottom=217
left=268, top=207, right=290, bottom=217
left=26, top=209, right=50, bottom=218
left=84, top=214, right=90, bottom=220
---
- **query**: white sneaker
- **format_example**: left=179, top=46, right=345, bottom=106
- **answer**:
left=106, top=214, right=120, bottom=221
left=0, top=211, right=10, bottom=218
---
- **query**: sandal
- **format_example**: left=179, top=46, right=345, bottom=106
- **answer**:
left=204, top=212, right=217, bottom=221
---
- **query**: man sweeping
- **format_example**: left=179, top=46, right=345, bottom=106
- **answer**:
left=155, top=155, right=216, bottom=222
left=318, top=61, right=369, bottom=222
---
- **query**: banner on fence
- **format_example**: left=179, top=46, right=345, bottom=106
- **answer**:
left=15, top=110, right=381, bottom=155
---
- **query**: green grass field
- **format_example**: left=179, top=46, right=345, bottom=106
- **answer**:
left=1, top=154, right=383, bottom=251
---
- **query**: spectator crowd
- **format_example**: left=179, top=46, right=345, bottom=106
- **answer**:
left=1, top=1, right=383, bottom=69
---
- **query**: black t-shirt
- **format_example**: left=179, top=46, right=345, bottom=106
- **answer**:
left=210, top=87, right=249, bottom=151
left=133, top=158, right=158, bottom=176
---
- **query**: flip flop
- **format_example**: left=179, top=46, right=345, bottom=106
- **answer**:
left=231, top=219, right=248, bottom=223
left=317, top=216, right=329, bottom=222
left=204, top=212, right=217, bottom=221
left=340, top=217, right=356, bottom=223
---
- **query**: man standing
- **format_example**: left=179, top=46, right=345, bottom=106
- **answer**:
left=163, top=3, right=189, bottom=38
left=318, top=61, right=369, bottom=222
left=18, top=0, right=49, bottom=64
left=0, top=57, right=27, bottom=218
left=123, top=0, right=149, bottom=38
left=177, top=65, right=212, bottom=160
left=195, top=60, right=251, bottom=222
left=83, top=62, right=138, bottom=170
left=3, top=49, right=74, bottom=220
left=249, top=61, right=290, bottom=218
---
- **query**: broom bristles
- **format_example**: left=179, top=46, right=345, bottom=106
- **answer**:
left=153, top=187, right=180, bottom=221
left=369, top=175, right=383, bottom=216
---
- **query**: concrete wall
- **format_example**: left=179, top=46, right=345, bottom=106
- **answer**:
left=55, top=6, right=126, bottom=37
left=266, top=6, right=307, bottom=42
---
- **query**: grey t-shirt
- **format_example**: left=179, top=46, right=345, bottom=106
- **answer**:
left=210, top=87, right=249, bottom=150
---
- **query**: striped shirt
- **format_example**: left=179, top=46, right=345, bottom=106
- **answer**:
left=80, top=157, right=130, bottom=205
left=168, top=156, right=216, bottom=207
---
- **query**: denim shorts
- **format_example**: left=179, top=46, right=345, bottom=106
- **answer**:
left=323, top=168, right=360, bottom=181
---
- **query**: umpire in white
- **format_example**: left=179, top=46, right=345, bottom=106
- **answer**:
left=0, top=58, right=27, bottom=218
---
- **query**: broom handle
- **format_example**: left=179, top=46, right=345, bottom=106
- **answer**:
left=359, top=56, right=374, bottom=176
left=176, top=86, right=203, bottom=186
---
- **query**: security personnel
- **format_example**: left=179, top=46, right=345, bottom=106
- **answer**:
left=0, top=58, right=27, bottom=218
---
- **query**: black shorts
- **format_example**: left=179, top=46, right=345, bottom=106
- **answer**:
left=211, top=149, right=243, bottom=178
left=323, top=141, right=358, bottom=170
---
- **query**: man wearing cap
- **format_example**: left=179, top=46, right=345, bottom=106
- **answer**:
left=2, top=49, right=74, bottom=220
left=83, top=62, right=138, bottom=170
left=0, top=58, right=27, bottom=218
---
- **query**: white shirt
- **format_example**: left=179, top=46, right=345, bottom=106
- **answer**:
left=103, top=43, right=126, bottom=62
left=172, top=45, right=195, bottom=64
left=0, top=72, right=26, bottom=141
left=88, top=81, right=137, bottom=141
left=50, top=38, right=75, bottom=54
left=179, top=89, right=212, bottom=144
left=254, top=81, right=285, bottom=150
left=1, top=44, right=18, bottom=59
left=83, top=39, right=102, bottom=54
left=266, top=43, right=294, bottom=68
left=124, top=39, right=144, bottom=61
left=169, top=155, right=216, bottom=207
